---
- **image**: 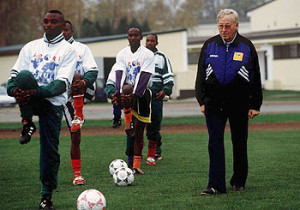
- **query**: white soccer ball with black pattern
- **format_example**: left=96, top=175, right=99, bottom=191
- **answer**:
left=109, top=159, right=128, bottom=176
left=77, top=189, right=106, bottom=210
left=113, top=167, right=134, bottom=186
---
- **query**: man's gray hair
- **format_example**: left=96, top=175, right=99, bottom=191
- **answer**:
left=217, top=9, right=239, bottom=23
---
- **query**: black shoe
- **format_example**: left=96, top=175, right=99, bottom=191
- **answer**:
left=39, top=196, right=54, bottom=209
left=20, top=120, right=36, bottom=144
left=112, top=118, right=122, bottom=128
left=201, top=188, right=224, bottom=195
left=232, top=185, right=245, bottom=191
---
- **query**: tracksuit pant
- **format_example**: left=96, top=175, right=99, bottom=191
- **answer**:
left=15, top=70, right=63, bottom=197
left=205, top=105, right=249, bottom=193
left=146, top=97, right=163, bottom=155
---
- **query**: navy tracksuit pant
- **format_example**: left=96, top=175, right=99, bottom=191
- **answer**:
left=205, top=105, right=249, bottom=192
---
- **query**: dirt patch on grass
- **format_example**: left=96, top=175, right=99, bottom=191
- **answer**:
left=1, top=122, right=299, bottom=139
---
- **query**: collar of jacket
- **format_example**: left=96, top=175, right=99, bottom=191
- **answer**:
left=216, top=32, right=240, bottom=47
left=67, top=36, right=75, bottom=44
left=43, top=33, right=65, bottom=44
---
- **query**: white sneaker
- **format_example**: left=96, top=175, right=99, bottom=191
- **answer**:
left=73, top=176, right=85, bottom=185
left=71, top=116, right=84, bottom=132
left=146, top=157, right=156, bottom=166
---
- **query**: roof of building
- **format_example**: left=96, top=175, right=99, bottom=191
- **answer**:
left=0, top=28, right=187, bottom=56
left=188, top=27, right=300, bottom=44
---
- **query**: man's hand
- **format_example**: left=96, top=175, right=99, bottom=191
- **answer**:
left=111, top=94, right=120, bottom=106
left=71, top=80, right=86, bottom=92
left=200, top=105, right=206, bottom=116
left=156, top=90, right=165, bottom=100
left=248, top=109, right=259, bottom=119
left=12, top=88, right=37, bottom=105
left=121, top=93, right=133, bottom=109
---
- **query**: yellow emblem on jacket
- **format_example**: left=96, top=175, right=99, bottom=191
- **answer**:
left=233, top=52, right=243, bottom=61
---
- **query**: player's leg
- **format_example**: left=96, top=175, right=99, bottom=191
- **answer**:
left=39, top=102, right=64, bottom=208
left=202, top=109, right=227, bottom=194
left=112, top=104, right=122, bottom=128
left=71, top=73, right=85, bottom=132
left=15, top=70, right=38, bottom=144
left=64, top=101, right=84, bottom=185
left=229, top=107, right=249, bottom=190
left=146, top=97, right=163, bottom=165
left=132, top=89, right=151, bottom=174
left=133, top=118, right=146, bottom=174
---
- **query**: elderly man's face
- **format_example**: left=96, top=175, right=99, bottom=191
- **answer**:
left=218, top=15, right=238, bottom=42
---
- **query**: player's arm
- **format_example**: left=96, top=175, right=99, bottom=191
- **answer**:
left=105, top=84, right=116, bottom=99
left=7, top=44, right=31, bottom=96
left=195, top=41, right=208, bottom=106
left=83, top=70, right=98, bottom=88
left=134, top=72, right=152, bottom=97
left=82, top=46, right=99, bottom=88
left=161, top=55, right=174, bottom=96
left=7, top=70, right=18, bottom=96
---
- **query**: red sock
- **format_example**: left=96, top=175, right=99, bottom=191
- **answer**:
left=133, top=155, right=142, bottom=169
left=147, top=140, right=157, bottom=158
left=71, top=159, right=81, bottom=177
left=73, top=94, right=84, bottom=118
left=123, top=108, right=132, bottom=124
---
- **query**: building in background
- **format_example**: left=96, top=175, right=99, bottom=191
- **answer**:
left=0, top=0, right=299, bottom=101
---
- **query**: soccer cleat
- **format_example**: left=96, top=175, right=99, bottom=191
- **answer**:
left=73, top=175, right=85, bottom=185
left=112, top=118, right=122, bottom=128
left=133, top=168, right=144, bottom=175
left=39, top=196, right=54, bottom=209
left=146, top=157, right=156, bottom=166
left=20, top=120, right=36, bottom=144
left=201, top=188, right=224, bottom=195
left=71, top=116, right=84, bottom=132
left=155, top=154, right=163, bottom=160
left=124, top=121, right=134, bottom=136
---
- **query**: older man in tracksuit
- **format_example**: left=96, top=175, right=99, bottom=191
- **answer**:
left=195, top=9, right=263, bottom=195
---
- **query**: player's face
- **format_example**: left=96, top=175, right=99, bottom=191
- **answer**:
left=218, top=15, right=238, bottom=42
left=63, top=23, right=73, bottom=40
left=43, top=12, right=65, bottom=40
left=146, top=35, right=158, bottom=52
left=128, top=28, right=142, bottom=49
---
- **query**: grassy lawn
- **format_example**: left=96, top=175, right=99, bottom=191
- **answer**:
left=0, top=124, right=299, bottom=209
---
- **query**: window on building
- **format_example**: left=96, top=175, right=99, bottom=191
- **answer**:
left=188, top=51, right=200, bottom=64
left=274, top=44, right=300, bottom=59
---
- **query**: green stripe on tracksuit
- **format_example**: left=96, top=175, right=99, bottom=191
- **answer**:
left=10, top=70, right=63, bottom=197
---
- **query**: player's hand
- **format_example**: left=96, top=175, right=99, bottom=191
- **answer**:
left=121, top=93, right=133, bottom=109
left=248, top=109, right=259, bottom=119
left=12, top=88, right=36, bottom=105
left=71, top=80, right=86, bottom=92
left=200, top=105, right=206, bottom=116
left=156, top=90, right=165, bottom=100
left=111, top=94, right=120, bottom=106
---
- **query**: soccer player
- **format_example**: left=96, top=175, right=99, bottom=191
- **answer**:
left=145, top=33, right=174, bottom=165
left=7, top=10, right=77, bottom=209
left=63, top=20, right=98, bottom=185
left=106, top=27, right=155, bottom=174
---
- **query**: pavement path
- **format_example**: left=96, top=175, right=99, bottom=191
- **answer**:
left=0, top=99, right=300, bottom=122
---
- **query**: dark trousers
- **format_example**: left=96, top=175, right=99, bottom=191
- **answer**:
left=205, top=106, right=249, bottom=192
left=146, top=97, right=163, bottom=154
left=15, top=70, right=63, bottom=197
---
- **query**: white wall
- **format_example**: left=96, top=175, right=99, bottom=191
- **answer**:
left=249, top=0, right=300, bottom=31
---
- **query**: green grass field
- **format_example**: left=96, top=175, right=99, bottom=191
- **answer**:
left=0, top=114, right=299, bottom=209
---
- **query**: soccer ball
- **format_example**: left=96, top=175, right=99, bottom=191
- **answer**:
left=113, top=167, right=134, bottom=186
left=109, top=159, right=128, bottom=176
left=77, top=189, right=106, bottom=210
